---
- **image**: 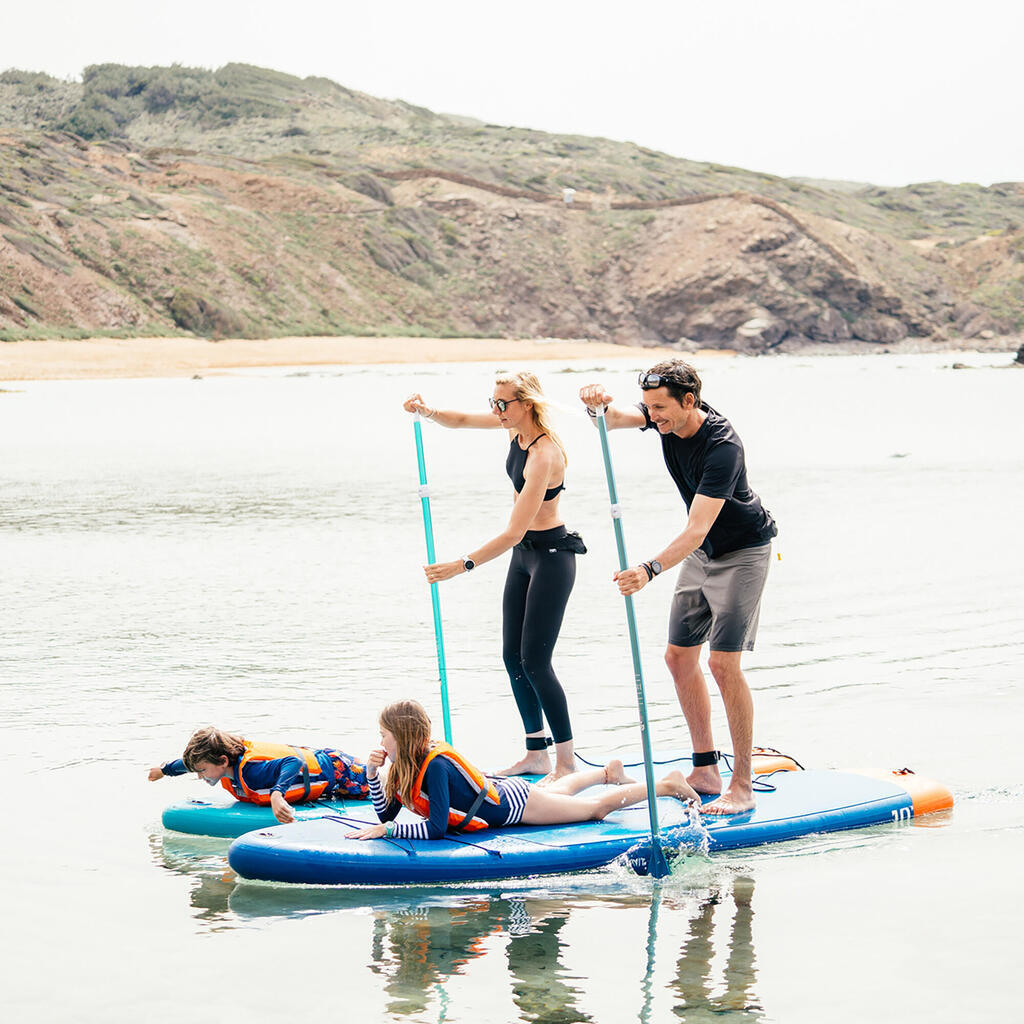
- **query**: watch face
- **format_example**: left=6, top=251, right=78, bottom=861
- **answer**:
left=651, top=560, right=663, bottom=575
left=463, top=558, right=475, bottom=571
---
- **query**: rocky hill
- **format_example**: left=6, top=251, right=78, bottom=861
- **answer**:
left=1, top=63, right=1021, bottom=351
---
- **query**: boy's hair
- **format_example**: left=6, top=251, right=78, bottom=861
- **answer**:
left=181, top=727, right=246, bottom=771
left=379, top=700, right=433, bottom=806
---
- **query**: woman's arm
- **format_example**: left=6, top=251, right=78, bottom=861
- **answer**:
left=423, top=440, right=560, bottom=583
left=403, top=392, right=500, bottom=430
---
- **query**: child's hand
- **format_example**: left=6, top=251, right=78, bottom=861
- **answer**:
left=270, top=791, right=295, bottom=824
left=365, top=747, right=387, bottom=778
left=347, top=823, right=387, bottom=840
left=147, top=766, right=164, bottom=782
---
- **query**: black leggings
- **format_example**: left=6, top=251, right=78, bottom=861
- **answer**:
left=501, top=526, right=576, bottom=744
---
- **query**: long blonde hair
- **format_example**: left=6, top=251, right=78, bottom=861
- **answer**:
left=495, top=371, right=567, bottom=467
left=380, top=699, right=433, bottom=805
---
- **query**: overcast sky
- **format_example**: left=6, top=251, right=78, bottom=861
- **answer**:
left=3, top=0, right=1021, bottom=187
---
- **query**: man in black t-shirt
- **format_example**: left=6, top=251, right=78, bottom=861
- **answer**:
left=580, top=360, right=776, bottom=815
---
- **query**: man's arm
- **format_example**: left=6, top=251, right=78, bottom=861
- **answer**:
left=614, top=495, right=725, bottom=596
left=577, top=384, right=646, bottom=430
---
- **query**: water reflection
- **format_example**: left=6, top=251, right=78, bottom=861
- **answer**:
left=153, top=833, right=763, bottom=1020
left=669, top=876, right=763, bottom=1021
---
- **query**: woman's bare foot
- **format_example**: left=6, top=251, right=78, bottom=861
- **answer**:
left=536, top=762, right=579, bottom=786
left=604, top=759, right=636, bottom=786
left=494, top=752, right=551, bottom=777
left=700, top=782, right=755, bottom=816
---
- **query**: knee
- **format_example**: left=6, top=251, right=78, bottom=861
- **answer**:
left=665, top=646, right=700, bottom=680
left=707, top=652, right=743, bottom=685
left=503, top=651, right=526, bottom=679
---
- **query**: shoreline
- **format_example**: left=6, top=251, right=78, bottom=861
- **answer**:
left=0, top=333, right=1018, bottom=382
left=0, top=335, right=685, bottom=382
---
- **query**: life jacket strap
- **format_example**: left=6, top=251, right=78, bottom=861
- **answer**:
left=450, top=785, right=490, bottom=833
left=291, top=746, right=311, bottom=801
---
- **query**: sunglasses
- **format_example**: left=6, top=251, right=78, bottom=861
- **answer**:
left=638, top=371, right=670, bottom=389
left=489, top=397, right=522, bottom=412
left=638, top=371, right=696, bottom=393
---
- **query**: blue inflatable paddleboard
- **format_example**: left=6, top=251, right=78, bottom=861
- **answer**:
left=161, top=794, right=376, bottom=839
left=226, top=763, right=952, bottom=884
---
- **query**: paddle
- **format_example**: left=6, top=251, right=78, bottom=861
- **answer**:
left=413, top=412, right=454, bottom=744
left=592, top=407, right=671, bottom=879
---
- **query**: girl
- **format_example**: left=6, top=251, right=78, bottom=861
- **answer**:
left=403, top=372, right=583, bottom=782
left=149, top=726, right=368, bottom=824
left=347, top=700, right=699, bottom=841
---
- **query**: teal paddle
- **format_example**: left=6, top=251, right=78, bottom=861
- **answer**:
left=413, top=412, right=453, bottom=744
left=593, top=407, right=671, bottom=879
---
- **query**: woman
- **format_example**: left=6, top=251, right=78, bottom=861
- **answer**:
left=403, top=372, right=582, bottom=781
left=347, top=700, right=698, bottom=841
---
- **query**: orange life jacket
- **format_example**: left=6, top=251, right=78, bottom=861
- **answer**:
left=220, top=740, right=327, bottom=805
left=401, top=742, right=501, bottom=832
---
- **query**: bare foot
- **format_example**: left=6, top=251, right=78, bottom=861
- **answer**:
left=661, top=769, right=702, bottom=804
left=494, top=753, right=551, bottom=777
left=536, top=763, right=578, bottom=786
left=700, top=785, right=755, bottom=816
left=686, top=765, right=722, bottom=796
left=604, top=759, right=637, bottom=786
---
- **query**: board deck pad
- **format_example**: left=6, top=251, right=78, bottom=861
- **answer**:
left=225, top=764, right=947, bottom=885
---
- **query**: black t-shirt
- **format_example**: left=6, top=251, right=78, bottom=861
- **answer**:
left=639, top=401, right=776, bottom=558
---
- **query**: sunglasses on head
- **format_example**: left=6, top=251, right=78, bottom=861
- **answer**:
left=489, top=397, right=521, bottom=412
left=638, top=371, right=695, bottom=394
left=638, top=371, right=670, bottom=389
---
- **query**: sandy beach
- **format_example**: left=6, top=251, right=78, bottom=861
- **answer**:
left=0, top=335, right=696, bottom=382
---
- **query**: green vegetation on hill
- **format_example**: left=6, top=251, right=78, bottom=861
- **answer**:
left=1, top=62, right=1022, bottom=344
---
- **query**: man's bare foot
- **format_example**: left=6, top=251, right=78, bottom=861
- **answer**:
left=536, top=763, right=578, bottom=786
left=661, top=769, right=702, bottom=804
left=604, top=759, right=636, bottom=786
left=686, top=766, right=723, bottom=796
left=494, top=753, right=551, bottom=777
left=700, top=785, right=755, bottom=816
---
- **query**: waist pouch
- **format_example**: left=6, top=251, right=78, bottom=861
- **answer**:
left=516, top=530, right=587, bottom=554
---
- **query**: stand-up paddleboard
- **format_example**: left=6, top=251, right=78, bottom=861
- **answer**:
left=226, top=760, right=952, bottom=885
left=161, top=794, right=376, bottom=839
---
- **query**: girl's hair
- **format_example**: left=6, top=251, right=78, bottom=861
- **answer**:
left=181, top=727, right=246, bottom=770
left=380, top=699, right=433, bottom=806
left=494, top=371, right=568, bottom=467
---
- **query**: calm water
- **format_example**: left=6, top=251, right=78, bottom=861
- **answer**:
left=2, top=350, right=1022, bottom=1023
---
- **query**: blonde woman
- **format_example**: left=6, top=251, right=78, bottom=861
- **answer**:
left=403, top=372, right=583, bottom=781
left=347, top=700, right=698, bottom=841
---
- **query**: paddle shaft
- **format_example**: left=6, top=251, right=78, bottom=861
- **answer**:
left=593, top=409, right=669, bottom=877
left=413, top=414, right=453, bottom=744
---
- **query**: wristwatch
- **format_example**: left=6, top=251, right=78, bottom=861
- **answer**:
left=641, top=560, right=663, bottom=581
left=462, top=556, right=476, bottom=572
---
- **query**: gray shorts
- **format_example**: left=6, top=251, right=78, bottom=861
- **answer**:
left=668, top=543, right=772, bottom=652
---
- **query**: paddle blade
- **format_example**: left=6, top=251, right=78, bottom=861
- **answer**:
left=626, top=837, right=673, bottom=878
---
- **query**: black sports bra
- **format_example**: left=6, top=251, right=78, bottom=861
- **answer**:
left=506, top=435, right=565, bottom=501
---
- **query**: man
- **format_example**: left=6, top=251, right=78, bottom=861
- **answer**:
left=579, top=360, right=776, bottom=814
